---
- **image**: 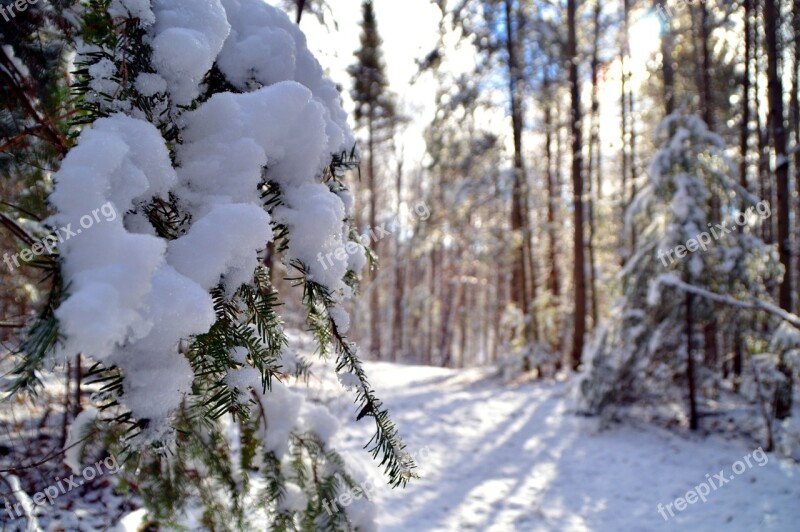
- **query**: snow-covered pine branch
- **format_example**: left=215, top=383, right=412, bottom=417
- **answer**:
left=655, top=273, right=800, bottom=329
left=13, top=0, right=414, bottom=528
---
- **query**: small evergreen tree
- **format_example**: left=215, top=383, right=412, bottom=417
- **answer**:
left=348, top=0, right=397, bottom=358
left=580, top=113, right=780, bottom=430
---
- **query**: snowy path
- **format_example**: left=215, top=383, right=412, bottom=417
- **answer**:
left=333, top=363, right=800, bottom=531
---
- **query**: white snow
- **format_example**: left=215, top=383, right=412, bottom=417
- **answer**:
left=274, top=182, right=350, bottom=290
left=49, top=115, right=217, bottom=429
left=64, top=407, right=99, bottom=474
left=217, top=0, right=352, bottom=150
left=167, top=203, right=272, bottom=291
left=225, top=367, right=339, bottom=457
left=133, top=73, right=167, bottom=96
left=108, top=0, right=155, bottom=24
left=150, top=0, right=231, bottom=105
left=329, top=363, right=800, bottom=531
left=50, top=0, right=358, bottom=432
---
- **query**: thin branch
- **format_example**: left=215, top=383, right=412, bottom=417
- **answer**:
left=658, top=274, right=800, bottom=328
left=0, top=434, right=90, bottom=474
left=296, top=0, right=307, bottom=23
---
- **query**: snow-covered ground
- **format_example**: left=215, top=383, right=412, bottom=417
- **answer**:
left=328, top=362, right=800, bottom=531
left=4, top=356, right=799, bottom=531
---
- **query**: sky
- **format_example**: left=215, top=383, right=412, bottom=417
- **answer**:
left=297, top=0, right=445, bottom=164
left=288, top=0, right=667, bottom=200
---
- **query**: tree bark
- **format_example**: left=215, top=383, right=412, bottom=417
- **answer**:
left=391, top=154, right=404, bottom=362
left=504, top=0, right=533, bottom=368
left=764, top=0, right=792, bottom=312
left=620, top=42, right=629, bottom=266
left=734, top=0, right=753, bottom=388
left=741, top=0, right=752, bottom=193
left=764, top=0, right=794, bottom=417
left=568, top=0, right=586, bottom=371
left=587, top=0, right=602, bottom=330
left=792, top=0, right=800, bottom=312
left=656, top=0, right=675, bottom=116
left=544, top=74, right=561, bottom=352
left=686, top=291, right=699, bottom=430
left=368, top=114, right=381, bottom=357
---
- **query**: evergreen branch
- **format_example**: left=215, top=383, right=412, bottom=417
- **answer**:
left=292, top=262, right=417, bottom=488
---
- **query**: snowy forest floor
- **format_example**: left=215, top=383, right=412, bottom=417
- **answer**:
left=322, top=362, right=800, bottom=531
left=2, top=351, right=800, bottom=531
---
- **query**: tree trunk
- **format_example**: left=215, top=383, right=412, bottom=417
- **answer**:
left=391, top=155, right=404, bottom=362
left=568, top=0, right=586, bottom=371
left=73, top=353, right=82, bottom=417
left=368, top=114, right=381, bottom=357
left=624, top=0, right=637, bottom=253
left=734, top=0, right=753, bottom=388
left=756, top=51, right=773, bottom=244
left=586, top=0, right=602, bottom=330
left=765, top=0, right=792, bottom=312
left=741, top=0, right=752, bottom=193
left=544, top=74, right=561, bottom=360
left=695, top=0, right=720, bottom=376
left=765, top=0, right=794, bottom=417
left=656, top=0, right=675, bottom=116
left=698, top=0, right=714, bottom=129
left=620, top=42, right=629, bottom=266
left=792, top=0, right=800, bottom=312
left=686, top=291, right=699, bottom=430
left=504, top=0, right=533, bottom=369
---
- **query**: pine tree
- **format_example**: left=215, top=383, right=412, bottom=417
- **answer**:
left=10, top=1, right=415, bottom=528
left=348, top=0, right=397, bottom=359
left=581, top=113, right=779, bottom=430
left=567, top=0, right=586, bottom=371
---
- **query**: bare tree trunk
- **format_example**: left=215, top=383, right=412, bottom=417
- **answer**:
left=391, top=154, right=404, bottom=362
left=734, top=0, right=753, bottom=388
left=741, top=0, right=753, bottom=193
left=756, top=49, right=773, bottom=245
left=619, top=0, right=632, bottom=265
left=694, top=0, right=720, bottom=372
left=504, top=0, right=533, bottom=370
left=686, top=291, right=699, bottom=430
left=792, top=0, right=800, bottom=312
left=426, top=248, right=437, bottom=365
left=586, top=0, right=602, bottom=330
left=765, top=0, right=794, bottom=417
left=698, top=0, right=714, bottom=129
left=765, top=0, right=792, bottom=312
left=568, top=0, right=586, bottom=371
left=368, top=114, right=382, bottom=357
left=439, top=273, right=463, bottom=368
left=544, top=74, right=561, bottom=360
left=656, top=0, right=675, bottom=115
left=624, top=0, right=638, bottom=253
left=60, top=361, right=71, bottom=449
left=73, top=354, right=82, bottom=417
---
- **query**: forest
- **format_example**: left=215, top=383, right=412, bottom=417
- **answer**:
left=0, top=0, right=799, bottom=530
